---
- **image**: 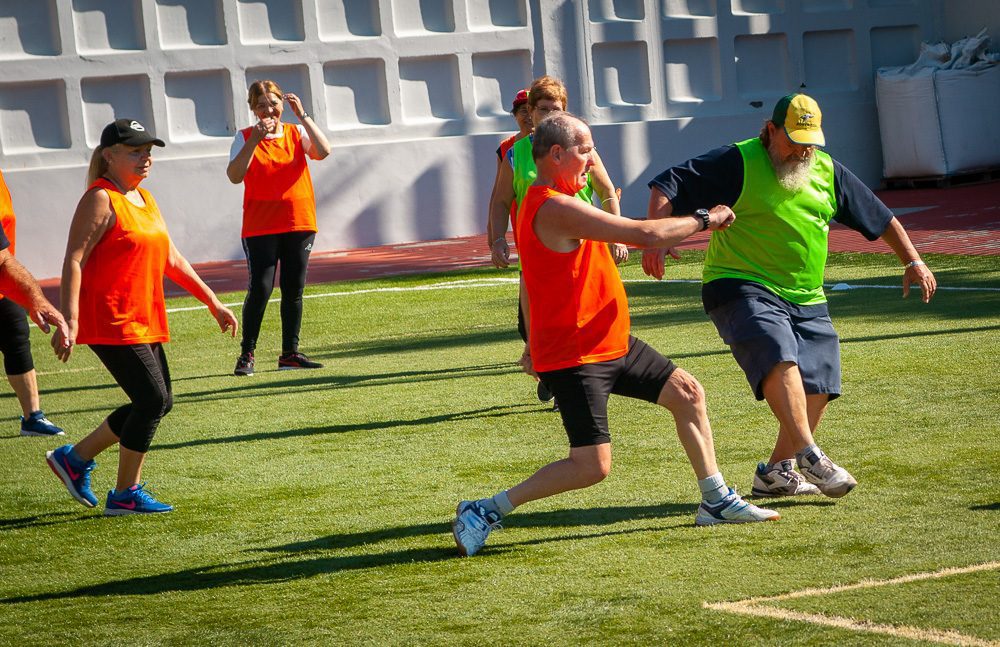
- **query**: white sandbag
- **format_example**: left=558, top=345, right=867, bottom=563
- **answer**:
left=875, top=67, right=946, bottom=177
left=935, top=64, right=1000, bottom=173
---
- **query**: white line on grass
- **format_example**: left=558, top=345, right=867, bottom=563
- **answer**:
left=163, top=276, right=999, bottom=315
left=704, top=561, right=1000, bottom=646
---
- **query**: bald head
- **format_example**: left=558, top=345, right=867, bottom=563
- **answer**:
left=532, top=112, right=589, bottom=162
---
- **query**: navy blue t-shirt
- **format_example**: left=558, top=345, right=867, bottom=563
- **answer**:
left=0, top=221, right=9, bottom=252
left=648, top=144, right=894, bottom=313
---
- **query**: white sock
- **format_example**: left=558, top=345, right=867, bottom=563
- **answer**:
left=698, top=472, right=729, bottom=504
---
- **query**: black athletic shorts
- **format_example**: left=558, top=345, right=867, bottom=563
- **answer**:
left=538, top=336, right=677, bottom=448
left=0, top=297, right=33, bottom=375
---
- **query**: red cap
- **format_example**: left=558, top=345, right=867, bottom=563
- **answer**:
left=510, top=89, right=529, bottom=112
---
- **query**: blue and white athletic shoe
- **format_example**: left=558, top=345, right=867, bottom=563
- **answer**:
left=452, top=500, right=501, bottom=557
left=696, top=488, right=780, bottom=526
left=104, top=483, right=174, bottom=516
left=798, top=454, right=858, bottom=498
left=46, top=444, right=97, bottom=507
left=21, top=410, right=64, bottom=437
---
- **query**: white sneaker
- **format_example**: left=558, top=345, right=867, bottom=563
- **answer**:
left=452, top=500, right=501, bottom=556
left=696, top=488, right=780, bottom=526
left=798, top=454, right=857, bottom=498
left=751, top=460, right=822, bottom=497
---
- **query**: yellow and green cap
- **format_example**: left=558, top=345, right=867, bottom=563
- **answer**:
left=771, top=93, right=825, bottom=147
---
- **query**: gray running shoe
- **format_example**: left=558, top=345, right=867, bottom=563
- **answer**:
left=696, top=488, right=781, bottom=526
left=798, top=454, right=857, bottom=498
left=452, top=500, right=501, bottom=556
left=751, top=460, right=822, bottom=497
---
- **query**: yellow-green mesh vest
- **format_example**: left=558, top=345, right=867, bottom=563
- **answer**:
left=703, top=137, right=837, bottom=305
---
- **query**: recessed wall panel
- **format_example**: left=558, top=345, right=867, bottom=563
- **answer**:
left=0, top=0, right=60, bottom=58
left=593, top=42, right=651, bottom=106
left=663, top=0, right=717, bottom=17
left=467, top=0, right=527, bottom=29
left=81, top=75, right=154, bottom=146
left=664, top=38, right=721, bottom=101
left=156, top=0, right=226, bottom=48
left=399, top=56, right=461, bottom=121
left=588, top=0, right=644, bottom=21
left=735, top=33, right=792, bottom=95
left=870, top=25, right=921, bottom=70
left=471, top=50, right=531, bottom=118
left=0, top=81, right=70, bottom=152
left=393, top=0, right=455, bottom=34
left=317, top=0, right=381, bottom=39
left=237, top=0, right=305, bottom=43
left=732, top=0, right=785, bottom=14
left=73, top=0, right=145, bottom=52
left=165, top=70, right=233, bottom=140
left=323, top=59, right=390, bottom=128
left=804, top=30, right=857, bottom=90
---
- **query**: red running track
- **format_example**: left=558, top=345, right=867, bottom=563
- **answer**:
left=38, top=181, right=999, bottom=301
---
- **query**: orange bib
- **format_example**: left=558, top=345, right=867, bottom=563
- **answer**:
left=77, top=178, right=170, bottom=345
left=240, top=125, right=317, bottom=238
left=517, top=185, right=630, bottom=372
left=0, top=170, right=15, bottom=301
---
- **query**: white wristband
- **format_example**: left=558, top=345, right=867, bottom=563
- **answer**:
left=904, top=260, right=925, bottom=269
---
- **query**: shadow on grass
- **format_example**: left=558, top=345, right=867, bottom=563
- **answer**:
left=155, top=402, right=539, bottom=450
left=969, top=502, right=999, bottom=511
left=0, top=511, right=102, bottom=531
left=0, top=503, right=694, bottom=604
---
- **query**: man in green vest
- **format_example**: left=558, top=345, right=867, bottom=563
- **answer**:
left=641, top=93, right=937, bottom=500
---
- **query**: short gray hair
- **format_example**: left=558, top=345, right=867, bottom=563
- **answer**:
left=532, top=112, right=587, bottom=161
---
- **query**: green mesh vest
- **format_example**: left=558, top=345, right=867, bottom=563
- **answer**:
left=703, top=138, right=837, bottom=305
left=511, top=136, right=594, bottom=205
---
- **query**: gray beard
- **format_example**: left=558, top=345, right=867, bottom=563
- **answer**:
left=768, top=147, right=814, bottom=192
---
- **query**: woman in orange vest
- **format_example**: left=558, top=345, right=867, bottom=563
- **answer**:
left=0, top=169, right=65, bottom=436
left=226, top=80, right=331, bottom=376
left=46, top=119, right=238, bottom=515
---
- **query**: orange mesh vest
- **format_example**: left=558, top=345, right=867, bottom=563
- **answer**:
left=77, top=178, right=170, bottom=345
left=0, top=170, right=15, bottom=300
left=240, top=124, right=317, bottom=238
left=517, top=185, right=630, bottom=372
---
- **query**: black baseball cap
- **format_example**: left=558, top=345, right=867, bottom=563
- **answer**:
left=100, top=119, right=165, bottom=148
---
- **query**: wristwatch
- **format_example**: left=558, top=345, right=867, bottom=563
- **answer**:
left=695, top=209, right=710, bottom=231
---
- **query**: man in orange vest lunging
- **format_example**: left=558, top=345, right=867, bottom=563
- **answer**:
left=452, top=113, right=779, bottom=557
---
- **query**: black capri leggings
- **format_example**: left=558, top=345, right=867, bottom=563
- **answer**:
left=90, top=343, right=172, bottom=453
left=0, top=297, right=33, bottom=375
left=240, top=231, right=315, bottom=355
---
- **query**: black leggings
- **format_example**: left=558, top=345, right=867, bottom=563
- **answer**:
left=90, top=343, right=172, bottom=453
left=240, top=231, right=315, bottom=355
left=0, top=298, right=33, bottom=375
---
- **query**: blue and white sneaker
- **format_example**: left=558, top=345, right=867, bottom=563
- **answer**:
left=104, top=483, right=174, bottom=516
left=45, top=444, right=97, bottom=507
left=452, top=500, right=501, bottom=557
left=21, top=410, right=64, bottom=437
left=696, top=488, right=780, bottom=526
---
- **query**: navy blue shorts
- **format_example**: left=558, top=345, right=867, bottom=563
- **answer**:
left=708, top=295, right=841, bottom=401
left=538, top=337, right=677, bottom=448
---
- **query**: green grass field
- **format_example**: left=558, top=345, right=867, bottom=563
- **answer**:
left=2, top=251, right=998, bottom=646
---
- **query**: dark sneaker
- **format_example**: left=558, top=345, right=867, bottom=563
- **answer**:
left=46, top=444, right=98, bottom=507
left=234, top=351, right=254, bottom=376
left=536, top=380, right=554, bottom=403
left=104, top=483, right=173, bottom=516
left=278, top=351, right=323, bottom=370
left=21, top=410, right=65, bottom=437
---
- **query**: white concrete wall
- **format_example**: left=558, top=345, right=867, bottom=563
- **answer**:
left=0, top=0, right=944, bottom=280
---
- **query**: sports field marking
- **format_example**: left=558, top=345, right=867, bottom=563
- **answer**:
left=704, top=561, right=1000, bottom=646
left=164, top=275, right=1000, bottom=314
